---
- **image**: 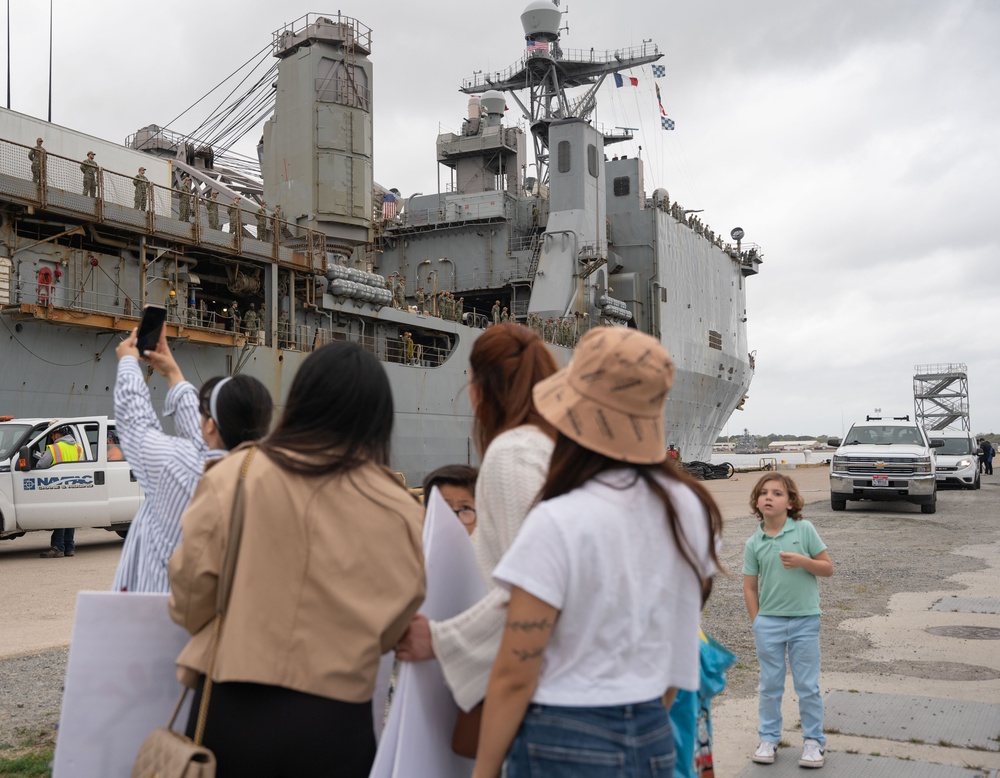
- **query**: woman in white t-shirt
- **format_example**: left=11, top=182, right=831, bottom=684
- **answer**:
left=472, top=327, right=723, bottom=778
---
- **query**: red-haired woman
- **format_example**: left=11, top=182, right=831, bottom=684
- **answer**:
left=395, top=323, right=558, bottom=715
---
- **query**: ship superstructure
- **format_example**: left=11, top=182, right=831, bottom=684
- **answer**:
left=0, top=2, right=760, bottom=481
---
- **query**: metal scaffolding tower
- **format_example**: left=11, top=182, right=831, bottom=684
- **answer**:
left=913, top=363, right=970, bottom=431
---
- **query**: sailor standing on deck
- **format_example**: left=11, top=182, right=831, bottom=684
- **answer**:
left=228, top=196, right=241, bottom=233
left=256, top=201, right=269, bottom=240
left=80, top=151, right=98, bottom=197
left=206, top=191, right=220, bottom=230
left=28, top=138, right=45, bottom=184
left=133, top=167, right=149, bottom=210
left=177, top=176, right=194, bottom=221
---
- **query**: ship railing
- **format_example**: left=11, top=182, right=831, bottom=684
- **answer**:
left=9, top=274, right=244, bottom=336
left=393, top=199, right=513, bottom=230
left=0, top=137, right=327, bottom=275
left=462, top=41, right=660, bottom=90
left=281, top=325, right=453, bottom=368
left=273, top=13, right=372, bottom=57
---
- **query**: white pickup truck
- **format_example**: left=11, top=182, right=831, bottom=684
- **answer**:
left=0, top=416, right=143, bottom=542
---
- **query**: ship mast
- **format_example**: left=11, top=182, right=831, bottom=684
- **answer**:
left=460, top=0, right=661, bottom=185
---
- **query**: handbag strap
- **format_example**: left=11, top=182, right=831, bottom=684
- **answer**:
left=188, top=445, right=257, bottom=745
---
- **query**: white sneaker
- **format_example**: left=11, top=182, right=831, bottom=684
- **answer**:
left=799, top=739, right=825, bottom=768
left=752, top=741, right=776, bottom=764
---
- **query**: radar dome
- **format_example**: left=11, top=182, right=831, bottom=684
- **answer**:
left=521, top=1, right=560, bottom=43
left=481, top=90, right=506, bottom=117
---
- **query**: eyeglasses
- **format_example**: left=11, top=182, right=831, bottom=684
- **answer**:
left=456, top=506, right=477, bottom=524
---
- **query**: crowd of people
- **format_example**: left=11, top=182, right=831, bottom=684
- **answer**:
left=72, top=318, right=840, bottom=777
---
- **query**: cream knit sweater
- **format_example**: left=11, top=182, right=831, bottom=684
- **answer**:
left=429, top=424, right=554, bottom=711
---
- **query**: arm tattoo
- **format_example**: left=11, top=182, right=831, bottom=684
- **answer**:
left=511, top=646, right=545, bottom=661
left=508, top=618, right=553, bottom=633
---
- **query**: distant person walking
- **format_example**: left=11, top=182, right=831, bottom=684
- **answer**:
left=979, top=438, right=995, bottom=475
left=133, top=167, right=149, bottom=210
left=744, top=473, right=834, bottom=769
left=80, top=151, right=98, bottom=197
left=28, top=138, right=45, bottom=184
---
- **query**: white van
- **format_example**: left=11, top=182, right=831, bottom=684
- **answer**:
left=0, top=416, right=143, bottom=542
left=929, top=430, right=980, bottom=490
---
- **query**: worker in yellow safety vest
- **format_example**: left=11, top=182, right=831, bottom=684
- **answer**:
left=37, top=427, right=84, bottom=559
left=37, top=427, right=83, bottom=468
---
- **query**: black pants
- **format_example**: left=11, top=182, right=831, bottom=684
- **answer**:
left=186, top=677, right=376, bottom=778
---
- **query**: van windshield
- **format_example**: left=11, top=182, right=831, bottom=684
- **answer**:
left=937, top=438, right=974, bottom=455
left=0, top=424, right=34, bottom=460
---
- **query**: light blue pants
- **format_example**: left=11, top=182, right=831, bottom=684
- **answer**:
left=752, top=614, right=825, bottom=746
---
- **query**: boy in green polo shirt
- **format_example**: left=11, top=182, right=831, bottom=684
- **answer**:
left=743, top=473, right=835, bottom=769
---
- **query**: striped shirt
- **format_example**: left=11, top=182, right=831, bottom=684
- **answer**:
left=111, top=357, right=226, bottom=593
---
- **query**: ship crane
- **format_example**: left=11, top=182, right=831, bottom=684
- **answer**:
left=460, top=0, right=661, bottom=185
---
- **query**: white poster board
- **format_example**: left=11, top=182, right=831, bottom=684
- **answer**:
left=52, top=592, right=191, bottom=777
left=370, top=489, right=488, bottom=778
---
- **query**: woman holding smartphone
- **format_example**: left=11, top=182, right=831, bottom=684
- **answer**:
left=112, top=324, right=272, bottom=592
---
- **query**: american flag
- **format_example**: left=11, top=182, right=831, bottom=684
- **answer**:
left=382, top=192, right=397, bottom=220
left=526, top=40, right=550, bottom=53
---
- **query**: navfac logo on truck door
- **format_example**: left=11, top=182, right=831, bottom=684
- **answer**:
left=23, top=475, right=95, bottom=491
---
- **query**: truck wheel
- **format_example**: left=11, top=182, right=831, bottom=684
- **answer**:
left=831, top=498, right=846, bottom=511
left=974, top=475, right=981, bottom=490
left=921, top=502, right=936, bottom=515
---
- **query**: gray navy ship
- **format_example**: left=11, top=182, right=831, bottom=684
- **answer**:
left=0, top=2, right=762, bottom=483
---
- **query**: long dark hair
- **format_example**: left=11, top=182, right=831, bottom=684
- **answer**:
left=260, top=342, right=394, bottom=476
left=540, top=433, right=723, bottom=598
left=469, top=323, right=557, bottom=455
left=198, top=375, right=273, bottom=450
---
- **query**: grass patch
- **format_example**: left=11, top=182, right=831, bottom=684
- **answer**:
left=825, top=727, right=842, bottom=735
left=908, top=737, right=925, bottom=744
left=0, top=728, right=55, bottom=777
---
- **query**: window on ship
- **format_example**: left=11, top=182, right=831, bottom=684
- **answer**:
left=558, top=141, right=571, bottom=173
left=588, top=144, right=598, bottom=177
left=613, top=176, right=630, bottom=196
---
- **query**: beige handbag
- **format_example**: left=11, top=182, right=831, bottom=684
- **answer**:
left=131, top=448, right=257, bottom=778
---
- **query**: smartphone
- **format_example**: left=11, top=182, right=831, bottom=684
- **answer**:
left=136, top=304, right=167, bottom=356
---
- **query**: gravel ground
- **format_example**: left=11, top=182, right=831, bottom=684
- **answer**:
left=2, top=479, right=997, bottom=751
left=0, top=647, right=67, bottom=748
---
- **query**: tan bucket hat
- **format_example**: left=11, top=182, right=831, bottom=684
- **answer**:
left=533, top=327, right=675, bottom=464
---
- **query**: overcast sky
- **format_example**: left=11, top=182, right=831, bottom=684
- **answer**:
left=5, top=0, right=998, bottom=436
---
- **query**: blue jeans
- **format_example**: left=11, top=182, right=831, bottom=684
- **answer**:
left=505, top=699, right=676, bottom=777
left=50, top=528, right=75, bottom=553
left=752, top=614, right=825, bottom=746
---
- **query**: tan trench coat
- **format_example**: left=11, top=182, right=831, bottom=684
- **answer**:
left=169, top=445, right=425, bottom=703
